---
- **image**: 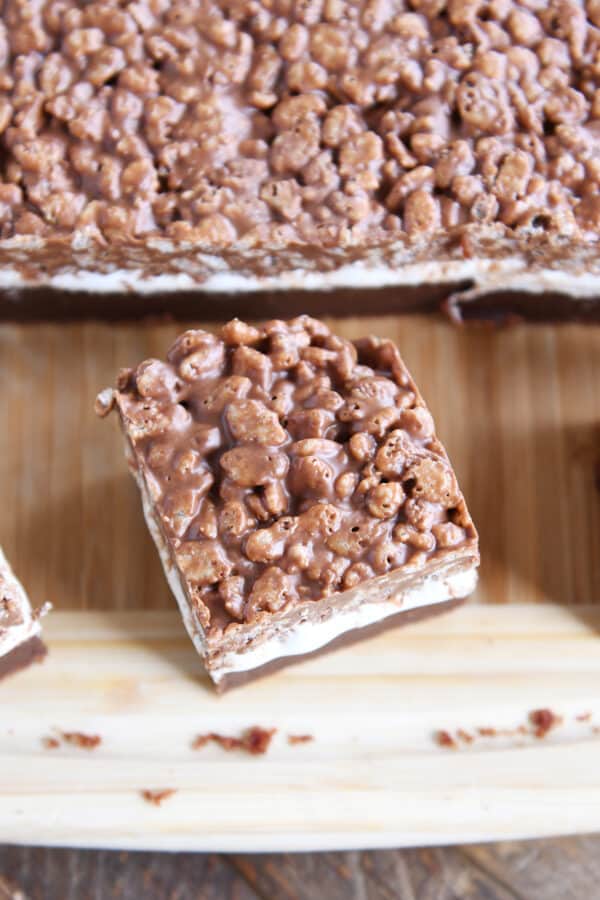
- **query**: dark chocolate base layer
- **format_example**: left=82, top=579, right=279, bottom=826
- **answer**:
left=214, top=596, right=465, bottom=693
left=0, top=636, right=47, bottom=682
left=2, top=285, right=599, bottom=323
left=0, top=283, right=457, bottom=321
left=446, top=290, right=600, bottom=325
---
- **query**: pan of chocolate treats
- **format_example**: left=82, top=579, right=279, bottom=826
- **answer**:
left=98, top=317, right=479, bottom=689
left=0, top=0, right=598, bottom=321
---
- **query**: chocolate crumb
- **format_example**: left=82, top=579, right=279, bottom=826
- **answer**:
left=441, top=711, right=567, bottom=748
left=477, top=727, right=497, bottom=737
left=141, top=789, right=176, bottom=807
left=94, top=388, right=115, bottom=418
left=576, top=712, right=592, bottom=722
left=435, top=730, right=457, bottom=749
left=60, top=731, right=102, bottom=750
left=288, top=734, right=314, bottom=746
left=192, top=727, right=276, bottom=755
left=529, top=709, right=561, bottom=739
left=41, top=731, right=101, bottom=750
left=244, top=727, right=277, bottom=754
left=592, top=726, right=600, bottom=736
left=32, top=602, right=52, bottom=622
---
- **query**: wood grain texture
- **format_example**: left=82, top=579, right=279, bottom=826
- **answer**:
left=5, top=839, right=600, bottom=900
left=1, top=318, right=599, bottom=613
left=463, top=835, right=600, bottom=900
left=229, top=848, right=520, bottom=900
left=0, top=847, right=260, bottom=900
left=1, top=606, right=600, bottom=851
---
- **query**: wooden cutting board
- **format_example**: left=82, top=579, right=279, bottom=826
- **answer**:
left=0, top=316, right=599, bottom=851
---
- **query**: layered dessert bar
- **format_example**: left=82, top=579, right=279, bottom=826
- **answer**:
left=0, top=546, right=46, bottom=680
left=0, top=2, right=599, bottom=320
left=98, top=317, right=479, bottom=689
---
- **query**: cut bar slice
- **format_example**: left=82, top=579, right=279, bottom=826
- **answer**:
left=99, top=317, right=479, bottom=690
left=0, top=547, right=46, bottom=680
left=1, top=4, right=599, bottom=320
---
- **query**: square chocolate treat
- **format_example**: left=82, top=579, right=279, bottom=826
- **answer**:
left=99, top=317, right=478, bottom=689
left=0, top=546, right=46, bottom=680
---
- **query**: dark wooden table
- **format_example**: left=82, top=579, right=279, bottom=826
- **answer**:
left=2, top=838, right=600, bottom=899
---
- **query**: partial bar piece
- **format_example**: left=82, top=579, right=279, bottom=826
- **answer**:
left=1, top=3, right=600, bottom=320
left=99, top=317, right=479, bottom=689
left=0, top=547, right=46, bottom=680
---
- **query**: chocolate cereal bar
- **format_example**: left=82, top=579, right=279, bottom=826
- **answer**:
left=0, top=2, right=599, bottom=320
left=0, top=546, right=46, bottom=680
left=98, top=317, right=479, bottom=689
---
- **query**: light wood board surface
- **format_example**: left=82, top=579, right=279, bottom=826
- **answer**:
left=0, top=316, right=599, bottom=851
left=1, top=605, right=600, bottom=851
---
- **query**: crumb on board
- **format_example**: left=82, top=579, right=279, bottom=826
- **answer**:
left=94, top=387, right=115, bottom=417
left=287, top=734, right=314, bottom=745
left=435, top=730, right=457, bottom=749
left=192, top=726, right=276, bottom=755
left=41, top=731, right=102, bottom=750
left=529, top=708, right=562, bottom=739
left=437, top=709, right=567, bottom=749
left=60, top=731, right=102, bottom=749
left=576, top=712, right=592, bottom=722
left=141, top=789, right=176, bottom=807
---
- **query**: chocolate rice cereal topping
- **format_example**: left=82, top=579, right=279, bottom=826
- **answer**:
left=110, top=317, right=477, bottom=634
left=0, top=1, right=599, bottom=245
